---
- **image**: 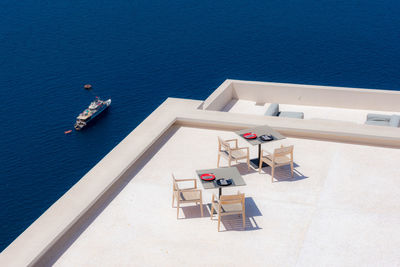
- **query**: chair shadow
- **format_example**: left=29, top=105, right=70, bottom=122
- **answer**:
left=208, top=197, right=262, bottom=232
left=259, top=162, right=308, bottom=182
left=179, top=204, right=211, bottom=219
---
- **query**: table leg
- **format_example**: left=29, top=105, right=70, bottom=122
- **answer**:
left=219, top=187, right=222, bottom=198
left=249, top=143, right=270, bottom=169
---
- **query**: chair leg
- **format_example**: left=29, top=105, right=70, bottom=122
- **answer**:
left=247, top=156, right=250, bottom=171
left=258, top=159, right=262, bottom=173
left=199, top=201, right=203, bottom=217
left=217, top=154, right=220, bottom=167
left=291, top=162, right=294, bottom=178
left=228, top=158, right=231, bottom=167
left=242, top=212, right=245, bottom=229
left=176, top=201, right=180, bottom=219
left=218, top=215, right=221, bottom=232
left=271, top=166, right=275, bottom=183
left=172, top=193, right=175, bottom=208
left=210, top=204, right=214, bottom=219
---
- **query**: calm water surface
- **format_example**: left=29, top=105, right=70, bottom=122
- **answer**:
left=1, top=0, right=400, bottom=250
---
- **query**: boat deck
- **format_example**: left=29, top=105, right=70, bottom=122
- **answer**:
left=77, top=112, right=92, bottom=120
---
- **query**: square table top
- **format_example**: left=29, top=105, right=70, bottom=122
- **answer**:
left=195, top=167, right=246, bottom=190
left=236, top=124, right=286, bottom=146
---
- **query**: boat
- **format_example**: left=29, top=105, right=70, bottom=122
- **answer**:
left=74, top=97, right=111, bottom=130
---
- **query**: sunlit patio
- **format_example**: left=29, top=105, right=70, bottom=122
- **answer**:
left=223, top=99, right=400, bottom=124
left=52, top=125, right=400, bottom=266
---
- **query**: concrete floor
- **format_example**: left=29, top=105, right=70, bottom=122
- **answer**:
left=223, top=99, right=400, bottom=124
left=54, top=126, right=400, bottom=267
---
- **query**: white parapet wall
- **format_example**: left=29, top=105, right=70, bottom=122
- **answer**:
left=203, top=79, right=400, bottom=112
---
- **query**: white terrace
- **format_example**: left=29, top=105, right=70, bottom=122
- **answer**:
left=1, top=80, right=400, bottom=267
left=54, top=126, right=400, bottom=267
left=204, top=80, right=400, bottom=125
left=223, top=99, right=400, bottom=124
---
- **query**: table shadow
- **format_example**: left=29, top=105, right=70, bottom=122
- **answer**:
left=179, top=204, right=211, bottom=219
left=235, top=162, right=258, bottom=175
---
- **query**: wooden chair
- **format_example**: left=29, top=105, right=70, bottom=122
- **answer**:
left=259, top=145, right=294, bottom=182
left=210, top=192, right=245, bottom=231
left=172, top=174, right=203, bottom=219
left=217, top=137, right=250, bottom=170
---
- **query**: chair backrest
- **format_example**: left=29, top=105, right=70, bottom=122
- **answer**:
left=273, top=145, right=293, bottom=158
left=218, top=136, right=231, bottom=152
left=219, top=192, right=245, bottom=207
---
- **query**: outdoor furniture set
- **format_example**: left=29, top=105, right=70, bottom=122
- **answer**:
left=230, top=124, right=293, bottom=182
left=173, top=167, right=246, bottom=231
left=172, top=124, right=296, bottom=231
left=264, top=103, right=400, bottom=128
left=365, top=113, right=400, bottom=127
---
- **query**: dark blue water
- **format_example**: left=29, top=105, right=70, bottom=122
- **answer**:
left=1, top=0, right=400, bottom=250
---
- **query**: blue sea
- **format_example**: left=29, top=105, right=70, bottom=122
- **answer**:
left=1, top=0, right=400, bottom=251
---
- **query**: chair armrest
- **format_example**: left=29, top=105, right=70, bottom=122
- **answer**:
left=175, top=178, right=196, bottom=182
left=225, top=139, right=238, bottom=148
left=175, top=178, right=197, bottom=188
left=231, top=147, right=249, bottom=154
